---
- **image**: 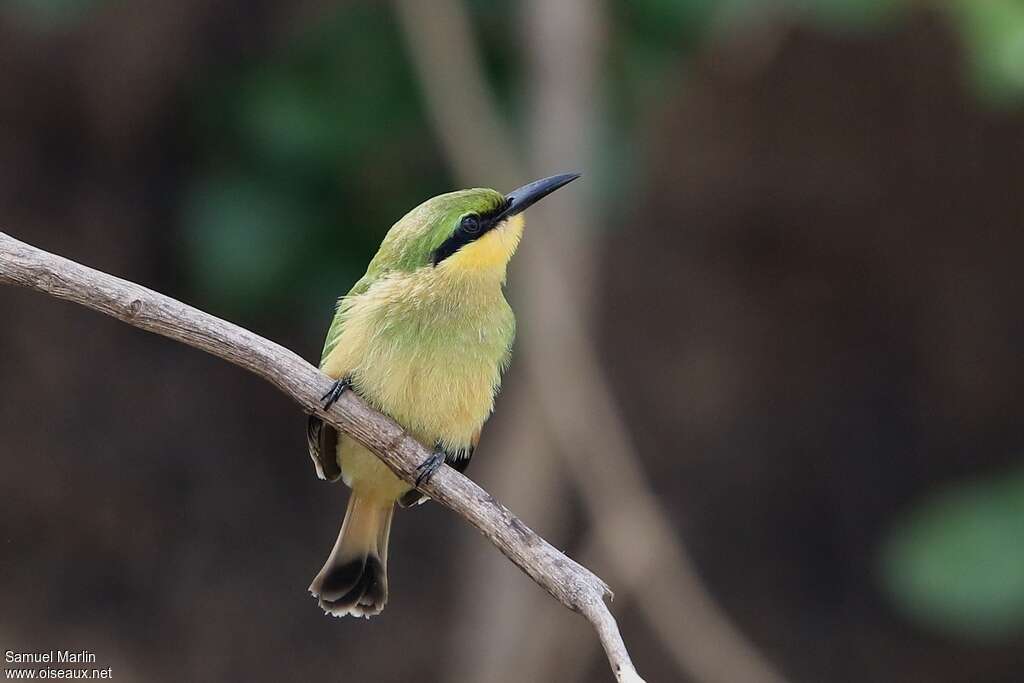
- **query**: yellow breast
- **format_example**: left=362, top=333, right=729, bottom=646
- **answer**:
left=322, top=262, right=514, bottom=450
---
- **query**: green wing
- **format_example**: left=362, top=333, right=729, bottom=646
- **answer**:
left=309, top=270, right=373, bottom=480
left=319, top=231, right=407, bottom=365
left=309, top=262, right=386, bottom=481
left=319, top=274, right=371, bottom=365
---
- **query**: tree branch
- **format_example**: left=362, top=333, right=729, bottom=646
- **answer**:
left=0, top=231, right=644, bottom=683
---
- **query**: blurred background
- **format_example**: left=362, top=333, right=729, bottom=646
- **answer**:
left=3, top=0, right=1024, bottom=681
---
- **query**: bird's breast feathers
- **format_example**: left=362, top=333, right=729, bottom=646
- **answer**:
left=321, top=260, right=515, bottom=450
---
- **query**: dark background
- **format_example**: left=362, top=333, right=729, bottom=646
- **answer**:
left=3, top=1, right=1024, bottom=681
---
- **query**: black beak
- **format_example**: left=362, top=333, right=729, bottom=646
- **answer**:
left=496, top=172, right=581, bottom=221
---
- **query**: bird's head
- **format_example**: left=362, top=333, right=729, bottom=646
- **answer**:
left=372, top=173, right=580, bottom=279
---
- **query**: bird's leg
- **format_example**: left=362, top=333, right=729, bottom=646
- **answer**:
left=320, top=377, right=352, bottom=411
left=415, top=442, right=449, bottom=487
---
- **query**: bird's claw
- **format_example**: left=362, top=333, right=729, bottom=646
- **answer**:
left=320, top=378, right=351, bottom=411
left=415, top=447, right=446, bottom=487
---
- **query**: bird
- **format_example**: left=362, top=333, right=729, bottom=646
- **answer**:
left=305, top=172, right=580, bottom=618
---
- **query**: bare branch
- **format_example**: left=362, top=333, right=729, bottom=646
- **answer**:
left=0, top=231, right=644, bottom=683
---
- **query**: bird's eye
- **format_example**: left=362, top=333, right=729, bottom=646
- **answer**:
left=461, top=215, right=481, bottom=235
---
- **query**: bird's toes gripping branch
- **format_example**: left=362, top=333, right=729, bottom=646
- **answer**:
left=415, top=443, right=448, bottom=487
left=320, top=377, right=352, bottom=411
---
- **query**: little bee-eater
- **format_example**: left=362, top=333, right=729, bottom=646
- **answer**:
left=306, top=173, right=580, bottom=617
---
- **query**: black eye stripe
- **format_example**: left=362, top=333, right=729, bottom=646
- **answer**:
left=431, top=204, right=507, bottom=266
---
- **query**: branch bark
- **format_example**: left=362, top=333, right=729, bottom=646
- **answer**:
left=0, top=231, right=644, bottom=683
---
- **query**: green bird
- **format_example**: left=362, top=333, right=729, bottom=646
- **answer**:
left=306, top=172, right=580, bottom=617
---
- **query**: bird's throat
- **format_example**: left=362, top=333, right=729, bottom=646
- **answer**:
left=443, top=214, right=524, bottom=275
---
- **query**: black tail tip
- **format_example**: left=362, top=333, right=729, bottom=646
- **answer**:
left=309, top=554, right=387, bottom=619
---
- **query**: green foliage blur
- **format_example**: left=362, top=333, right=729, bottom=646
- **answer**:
left=176, top=0, right=1024, bottom=642
left=8, top=0, right=1024, bottom=648
left=179, top=0, right=704, bottom=318
left=881, top=467, right=1024, bottom=641
left=183, top=7, right=448, bottom=319
left=172, top=0, right=1024, bottom=320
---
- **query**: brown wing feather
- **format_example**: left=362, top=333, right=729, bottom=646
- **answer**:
left=307, top=415, right=342, bottom=482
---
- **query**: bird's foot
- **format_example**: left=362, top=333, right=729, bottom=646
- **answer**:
left=415, top=445, right=447, bottom=487
left=320, top=377, right=352, bottom=411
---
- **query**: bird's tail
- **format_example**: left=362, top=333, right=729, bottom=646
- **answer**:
left=309, top=491, right=394, bottom=618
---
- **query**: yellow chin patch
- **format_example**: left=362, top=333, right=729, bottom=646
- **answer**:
left=446, top=214, right=524, bottom=272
